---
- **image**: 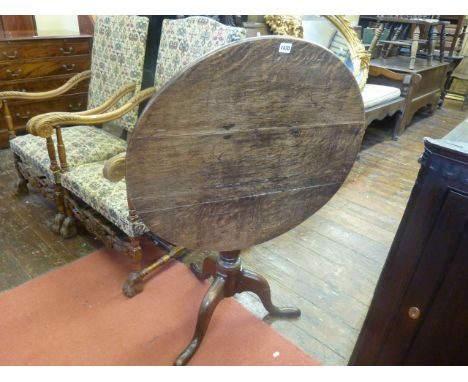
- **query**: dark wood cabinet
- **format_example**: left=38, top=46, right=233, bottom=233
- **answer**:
left=0, top=32, right=92, bottom=148
left=350, top=119, right=468, bottom=365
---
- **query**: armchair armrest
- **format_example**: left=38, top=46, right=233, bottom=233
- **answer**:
left=27, top=86, right=156, bottom=138
left=77, top=83, right=137, bottom=116
left=368, top=66, right=422, bottom=97
left=26, top=82, right=137, bottom=129
left=103, top=152, right=126, bottom=182
left=0, top=70, right=91, bottom=102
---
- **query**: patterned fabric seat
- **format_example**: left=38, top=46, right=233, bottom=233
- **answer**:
left=62, top=161, right=148, bottom=237
left=10, top=126, right=127, bottom=181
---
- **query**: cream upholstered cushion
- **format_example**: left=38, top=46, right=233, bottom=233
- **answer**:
left=362, top=83, right=401, bottom=109
left=10, top=126, right=127, bottom=181
left=61, top=161, right=148, bottom=237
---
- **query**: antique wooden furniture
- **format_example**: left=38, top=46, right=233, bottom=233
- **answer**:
left=297, top=15, right=417, bottom=139
left=370, top=57, right=449, bottom=127
left=438, top=16, right=467, bottom=57
left=350, top=118, right=468, bottom=365
left=446, top=34, right=468, bottom=110
left=364, top=66, right=421, bottom=139
left=0, top=31, right=92, bottom=148
left=2, top=15, right=149, bottom=239
left=27, top=17, right=247, bottom=297
left=447, top=71, right=468, bottom=110
left=375, top=17, right=450, bottom=70
left=125, top=36, right=366, bottom=365
left=0, top=16, right=36, bottom=34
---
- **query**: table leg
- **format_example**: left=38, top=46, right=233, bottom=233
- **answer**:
left=439, top=24, right=446, bottom=62
left=428, top=25, right=436, bottom=65
left=174, top=250, right=300, bottom=365
left=410, top=25, right=420, bottom=70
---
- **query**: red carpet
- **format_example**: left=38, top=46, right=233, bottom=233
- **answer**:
left=0, top=244, right=318, bottom=366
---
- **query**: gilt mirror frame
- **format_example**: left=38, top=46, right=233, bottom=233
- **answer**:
left=264, top=15, right=370, bottom=90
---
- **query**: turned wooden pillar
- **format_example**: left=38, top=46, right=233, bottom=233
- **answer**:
left=2, top=100, right=16, bottom=140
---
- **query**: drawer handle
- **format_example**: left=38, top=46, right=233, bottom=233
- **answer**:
left=68, top=102, right=82, bottom=111
left=62, top=63, right=76, bottom=72
left=2, top=50, right=18, bottom=59
left=60, top=47, right=74, bottom=55
left=408, top=306, right=421, bottom=320
left=6, top=68, right=22, bottom=78
left=15, top=111, right=31, bottom=120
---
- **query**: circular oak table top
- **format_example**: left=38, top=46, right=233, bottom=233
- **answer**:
left=126, top=36, right=365, bottom=251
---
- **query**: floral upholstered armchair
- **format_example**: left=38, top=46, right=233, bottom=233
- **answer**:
left=27, top=16, right=247, bottom=297
left=1, top=15, right=149, bottom=235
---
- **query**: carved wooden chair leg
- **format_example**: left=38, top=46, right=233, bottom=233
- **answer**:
left=174, top=276, right=226, bottom=366
left=190, top=255, right=217, bottom=280
left=122, top=245, right=186, bottom=298
left=130, top=237, right=143, bottom=272
left=59, top=190, right=78, bottom=238
left=11, top=153, right=29, bottom=196
left=51, top=184, right=66, bottom=234
left=392, top=110, right=405, bottom=141
left=237, top=269, right=301, bottom=318
left=45, top=135, right=66, bottom=234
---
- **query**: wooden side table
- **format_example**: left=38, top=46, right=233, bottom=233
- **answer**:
left=376, top=17, right=450, bottom=69
left=126, top=37, right=366, bottom=365
left=370, top=56, right=449, bottom=127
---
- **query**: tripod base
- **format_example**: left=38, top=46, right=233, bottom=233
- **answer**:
left=174, top=250, right=301, bottom=366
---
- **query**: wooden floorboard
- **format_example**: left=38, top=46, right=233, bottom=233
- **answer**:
left=0, top=99, right=467, bottom=365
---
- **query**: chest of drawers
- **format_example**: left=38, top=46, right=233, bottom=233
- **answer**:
left=0, top=32, right=92, bottom=148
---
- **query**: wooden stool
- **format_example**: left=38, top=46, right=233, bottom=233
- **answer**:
left=126, top=37, right=366, bottom=365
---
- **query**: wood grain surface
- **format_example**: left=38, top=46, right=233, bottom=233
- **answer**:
left=126, top=37, right=366, bottom=251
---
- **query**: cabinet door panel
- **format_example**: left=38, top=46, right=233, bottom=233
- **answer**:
left=404, top=231, right=468, bottom=365
left=378, top=190, right=468, bottom=364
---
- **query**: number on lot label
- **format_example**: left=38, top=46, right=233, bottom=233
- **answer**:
left=278, top=43, right=292, bottom=54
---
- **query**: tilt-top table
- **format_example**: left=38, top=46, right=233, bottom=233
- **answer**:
left=126, top=36, right=366, bottom=365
